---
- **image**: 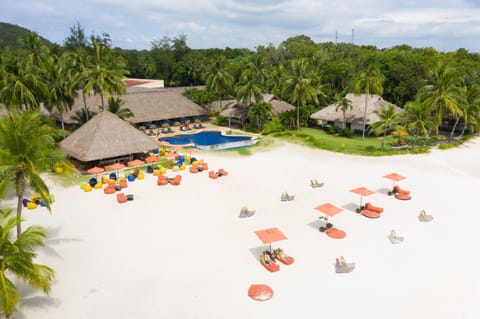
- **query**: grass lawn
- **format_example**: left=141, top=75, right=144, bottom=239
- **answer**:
left=269, top=128, right=429, bottom=156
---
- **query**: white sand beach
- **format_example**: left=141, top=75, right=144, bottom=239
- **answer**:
left=8, top=138, right=480, bottom=319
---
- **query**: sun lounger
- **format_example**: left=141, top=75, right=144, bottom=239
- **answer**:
left=170, top=175, right=182, bottom=186
left=393, top=185, right=410, bottom=195
left=388, top=230, right=404, bottom=244
left=365, top=202, right=384, bottom=213
left=360, top=209, right=381, bottom=218
left=310, top=179, right=324, bottom=188
left=260, top=252, right=280, bottom=272
left=217, top=168, right=228, bottom=176
left=395, top=192, right=411, bottom=200
left=209, top=170, right=219, bottom=179
left=326, top=227, right=347, bottom=239
left=335, top=257, right=355, bottom=273
left=239, top=207, right=255, bottom=218
left=280, top=192, right=294, bottom=201
left=418, top=210, right=434, bottom=222
left=274, top=248, right=294, bottom=265
left=119, top=179, right=128, bottom=188
left=157, top=175, right=168, bottom=186
left=104, top=185, right=116, bottom=194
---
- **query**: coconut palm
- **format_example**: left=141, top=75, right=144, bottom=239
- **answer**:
left=403, top=100, right=436, bottom=147
left=0, top=209, right=54, bottom=318
left=417, top=63, right=464, bottom=140
left=334, top=95, right=353, bottom=128
left=70, top=107, right=97, bottom=129
left=247, top=102, right=273, bottom=130
left=83, top=38, right=127, bottom=111
left=205, top=56, right=234, bottom=110
left=368, top=104, right=404, bottom=150
left=353, top=64, right=384, bottom=138
left=106, top=96, right=134, bottom=120
left=0, top=52, right=47, bottom=110
left=460, top=84, right=480, bottom=135
left=282, top=58, right=319, bottom=130
left=235, top=67, right=264, bottom=107
left=0, top=110, right=70, bottom=237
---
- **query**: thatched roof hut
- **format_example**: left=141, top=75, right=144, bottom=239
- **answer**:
left=59, top=111, right=159, bottom=162
left=50, top=87, right=206, bottom=125
left=217, top=94, right=295, bottom=126
left=310, top=93, right=402, bottom=130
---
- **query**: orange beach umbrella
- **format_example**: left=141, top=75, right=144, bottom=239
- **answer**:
left=107, top=163, right=126, bottom=177
left=87, top=166, right=104, bottom=179
left=383, top=172, right=406, bottom=187
left=128, top=159, right=145, bottom=167
left=254, top=227, right=287, bottom=252
left=350, top=186, right=375, bottom=208
left=314, top=203, right=343, bottom=217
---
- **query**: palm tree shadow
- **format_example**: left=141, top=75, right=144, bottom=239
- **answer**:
left=40, top=226, right=83, bottom=258
left=15, top=282, right=62, bottom=319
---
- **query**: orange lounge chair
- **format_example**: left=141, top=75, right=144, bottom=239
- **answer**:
left=209, top=170, right=218, bottom=179
left=260, top=253, right=280, bottom=272
left=326, top=227, right=346, bottom=239
left=360, top=209, right=381, bottom=218
left=116, top=193, right=127, bottom=203
left=393, top=185, right=410, bottom=195
left=274, top=248, right=294, bottom=265
left=395, top=192, right=411, bottom=200
left=217, top=168, right=228, bottom=176
left=365, top=202, right=384, bottom=213
left=157, top=176, right=168, bottom=186
left=202, top=163, right=208, bottom=170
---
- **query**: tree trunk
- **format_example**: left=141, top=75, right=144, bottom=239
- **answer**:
left=296, top=101, right=300, bottom=131
left=60, top=112, right=66, bottom=139
left=100, top=91, right=105, bottom=112
left=381, top=131, right=386, bottom=151
left=449, top=117, right=460, bottom=142
left=362, top=94, right=368, bottom=138
left=15, top=173, right=25, bottom=238
left=343, top=111, right=346, bottom=128
left=82, top=90, right=89, bottom=121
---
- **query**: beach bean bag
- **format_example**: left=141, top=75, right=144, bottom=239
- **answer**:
left=127, top=174, right=136, bottom=182
left=179, top=164, right=186, bottom=171
left=119, top=179, right=128, bottom=188
left=22, top=198, right=31, bottom=207
left=146, top=166, right=154, bottom=174
left=248, top=284, right=273, bottom=301
left=395, top=193, right=411, bottom=200
left=27, top=201, right=37, bottom=210
left=326, top=227, right=346, bottom=239
left=361, top=209, right=381, bottom=218
left=137, top=172, right=144, bottom=180
left=83, top=184, right=93, bottom=192
left=190, top=166, right=199, bottom=173
left=109, top=173, right=117, bottom=181
left=88, top=178, right=98, bottom=187
left=159, top=167, right=167, bottom=174
left=365, top=202, right=384, bottom=213
left=94, top=182, right=103, bottom=189
left=104, top=186, right=116, bottom=194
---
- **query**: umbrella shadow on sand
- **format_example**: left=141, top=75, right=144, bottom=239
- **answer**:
left=342, top=203, right=360, bottom=213
left=307, top=219, right=323, bottom=231
left=249, top=246, right=270, bottom=260
left=375, top=187, right=393, bottom=196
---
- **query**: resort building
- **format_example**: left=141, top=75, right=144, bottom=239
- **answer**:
left=310, top=93, right=402, bottom=132
left=215, top=94, right=295, bottom=127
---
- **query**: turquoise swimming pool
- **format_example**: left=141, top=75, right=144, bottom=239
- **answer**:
left=158, top=130, right=257, bottom=150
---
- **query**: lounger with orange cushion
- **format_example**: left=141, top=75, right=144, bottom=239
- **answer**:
left=274, top=248, right=294, bottom=265
left=395, top=192, right=411, bottom=200
left=365, top=202, right=384, bottom=213
left=202, top=163, right=208, bottom=170
left=326, top=227, right=347, bottom=239
left=260, top=253, right=280, bottom=272
left=393, top=185, right=410, bottom=195
left=360, top=209, right=381, bottom=218
left=217, top=168, right=228, bottom=176
left=209, top=170, right=218, bottom=179
left=116, top=193, right=127, bottom=203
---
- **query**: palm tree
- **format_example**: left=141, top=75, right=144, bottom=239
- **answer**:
left=334, top=95, right=353, bottom=128
left=282, top=58, right=319, bottom=130
left=83, top=38, right=128, bottom=111
left=353, top=64, right=384, bottom=138
left=403, top=100, right=436, bottom=147
left=247, top=102, right=273, bottom=130
left=0, top=52, right=47, bottom=110
left=70, top=107, right=97, bottom=129
left=44, top=54, right=76, bottom=138
left=0, top=209, right=55, bottom=318
left=106, top=96, right=134, bottom=120
left=0, top=110, right=70, bottom=237
left=235, top=67, right=264, bottom=106
left=462, top=84, right=480, bottom=135
left=205, top=56, right=234, bottom=111
left=368, top=104, right=403, bottom=151
left=417, top=63, right=464, bottom=140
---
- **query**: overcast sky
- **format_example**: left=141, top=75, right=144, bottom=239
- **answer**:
left=2, top=0, right=480, bottom=52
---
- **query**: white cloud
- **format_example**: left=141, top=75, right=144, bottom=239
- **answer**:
left=1, top=0, right=480, bottom=52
